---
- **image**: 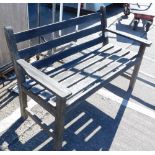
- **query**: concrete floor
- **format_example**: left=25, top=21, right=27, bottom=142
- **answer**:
left=0, top=4, right=155, bottom=151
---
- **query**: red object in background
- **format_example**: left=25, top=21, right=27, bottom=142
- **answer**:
left=123, top=3, right=154, bottom=32
left=134, top=13, right=154, bottom=21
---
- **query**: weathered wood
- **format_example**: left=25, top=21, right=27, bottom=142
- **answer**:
left=129, top=44, right=146, bottom=89
left=67, top=49, right=137, bottom=98
left=56, top=46, right=123, bottom=85
left=53, top=97, right=66, bottom=151
left=4, top=27, right=20, bottom=61
left=22, top=86, right=56, bottom=116
left=23, top=78, right=36, bottom=89
left=47, top=43, right=114, bottom=78
left=4, top=26, right=28, bottom=119
left=30, top=84, right=44, bottom=95
left=33, top=36, right=103, bottom=69
left=66, top=57, right=140, bottom=113
left=106, top=28, right=152, bottom=46
left=17, top=59, right=72, bottom=99
left=18, top=25, right=102, bottom=59
left=17, top=65, right=28, bottom=119
left=39, top=90, right=54, bottom=101
left=5, top=7, right=151, bottom=151
left=100, top=6, right=109, bottom=45
left=15, top=12, right=100, bottom=43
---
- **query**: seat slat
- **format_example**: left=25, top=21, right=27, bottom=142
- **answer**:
left=33, top=35, right=103, bottom=69
left=15, top=12, right=101, bottom=43
left=23, top=78, right=36, bottom=89
left=46, top=43, right=114, bottom=79
left=54, top=46, right=122, bottom=84
left=67, top=58, right=139, bottom=108
left=39, top=90, right=54, bottom=101
left=67, top=50, right=137, bottom=98
left=30, top=84, right=45, bottom=94
left=62, top=49, right=124, bottom=87
left=18, top=25, right=102, bottom=59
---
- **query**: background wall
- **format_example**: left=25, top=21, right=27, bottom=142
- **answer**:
left=0, top=3, right=28, bottom=68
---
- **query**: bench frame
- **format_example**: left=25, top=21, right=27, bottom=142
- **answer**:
left=4, top=6, right=151, bottom=150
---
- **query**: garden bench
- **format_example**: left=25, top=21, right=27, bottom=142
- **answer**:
left=5, top=6, right=151, bottom=150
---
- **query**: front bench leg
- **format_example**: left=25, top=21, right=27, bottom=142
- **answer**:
left=129, top=44, right=146, bottom=90
left=53, top=97, right=66, bottom=151
left=17, top=65, right=28, bottom=119
left=18, top=86, right=28, bottom=119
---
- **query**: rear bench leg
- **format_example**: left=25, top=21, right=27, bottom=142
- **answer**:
left=100, top=6, right=109, bottom=45
left=4, top=27, right=28, bottom=119
left=53, top=97, right=66, bottom=151
left=129, top=44, right=146, bottom=90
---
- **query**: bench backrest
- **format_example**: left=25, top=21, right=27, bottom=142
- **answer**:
left=4, top=6, right=107, bottom=69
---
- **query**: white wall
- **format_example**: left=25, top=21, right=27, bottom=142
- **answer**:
left=0, top=3, right=28, bottom=67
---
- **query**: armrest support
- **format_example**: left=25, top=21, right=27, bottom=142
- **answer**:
left=106, top=28, right=152, bottom=47
left=17, top=59, right=72, bottom=99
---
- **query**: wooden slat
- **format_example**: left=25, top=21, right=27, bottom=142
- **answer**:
left=23, top=78, right=56, bottom=106
left=46, top=43, right=114, bottom=78
left=23, top=78, right=36, bottom=89
left=106, top=28, right=152, bottom=46
left=64, top=50, right=128, bottom=90
left=25, top=108, right=54, bottom=137
left=17, top=59, right=72, bottom=99
left=30, top=84, right=44, bottom=94
left=66, top=57, right=140, bottom=109
left=39, top=90, right=54, bottom=101
left=53, top=46, right=122, bottom=84
left=18, top=25, right=102, bottom=59
left=67, top=50, right=137, bottom=98
left=15, top=12, right=101, bottom=43
left=61, top=52, right=124, bottom=87
left=33, top=36, right=103, bottom=69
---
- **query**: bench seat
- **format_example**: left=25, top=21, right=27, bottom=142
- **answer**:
left=22, top=43, right=139, bottom=114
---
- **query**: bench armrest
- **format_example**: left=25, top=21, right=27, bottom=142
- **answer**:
left=17, top=59, right=72, bottom=99
left=106, top=28, right=152, bottom=47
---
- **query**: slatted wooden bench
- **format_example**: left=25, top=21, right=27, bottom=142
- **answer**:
left=4, top=6, right=151, bottom=150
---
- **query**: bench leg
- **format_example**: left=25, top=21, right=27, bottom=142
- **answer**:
left=129, top=44, right=146, bottom=90
left=5, top=27, right=28, bottom=119
left=17, top=65, right=28, bottom=119
left=53, top=97, right=66, bottom=151
left=100, top=6, right=109, bottom=46
left=129, top=63, right=141, bottom=90
left=18, top=84, right=28, bottom=119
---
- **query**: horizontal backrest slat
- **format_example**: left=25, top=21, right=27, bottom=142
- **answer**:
left=15, top=12, right=101, bottom=43
left=32, top=36, right=103, bottom=69
left=18, top=24, right=102, bottom=59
